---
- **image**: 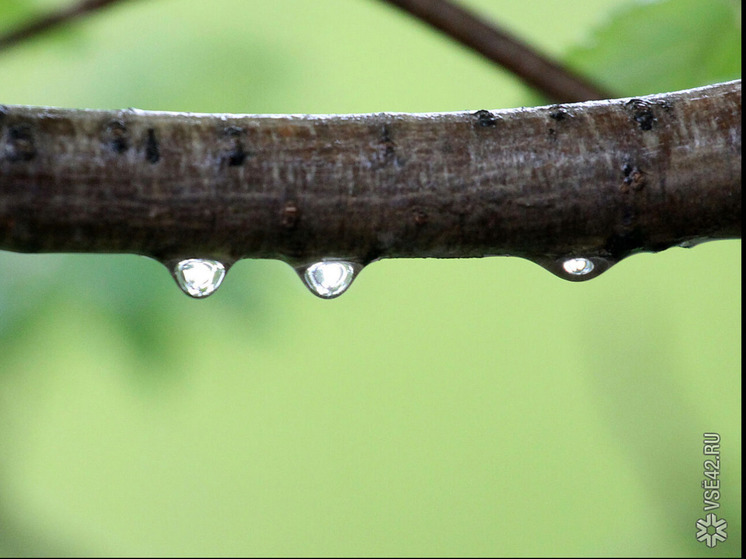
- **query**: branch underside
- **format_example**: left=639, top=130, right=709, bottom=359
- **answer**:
left=0, top=81, right=741, bottom=278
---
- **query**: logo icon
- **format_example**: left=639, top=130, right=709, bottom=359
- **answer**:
left=696, top=513, right=728, bottom=548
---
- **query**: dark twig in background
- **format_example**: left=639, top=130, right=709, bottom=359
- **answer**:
left=380, top=0, right=614, bottom=103
left=2, top=0, right=614, bottom=104
left=0, top=0, right=130, bottom=52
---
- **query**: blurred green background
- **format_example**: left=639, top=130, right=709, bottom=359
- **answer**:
left=0, top=0, right=741, bottom=556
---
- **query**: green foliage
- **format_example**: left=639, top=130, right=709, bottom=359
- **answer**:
left=0, top=1, right=42, bottom=31
left=566, top=0, right=741, bottom=96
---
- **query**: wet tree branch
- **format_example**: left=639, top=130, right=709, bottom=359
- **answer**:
left=0, top=80, right=741, bottom=279
left=379, top=0, right=613, bottom=102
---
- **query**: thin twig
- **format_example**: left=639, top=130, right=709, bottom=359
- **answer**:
left=379, top=0, right=613, bottom=103
left=0, top=0, right=130, bottom=52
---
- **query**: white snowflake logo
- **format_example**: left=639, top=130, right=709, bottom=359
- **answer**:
left=696, top=513, right=728, bottom=548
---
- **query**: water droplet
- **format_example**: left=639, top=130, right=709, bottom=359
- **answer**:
left=562, top=257, right=594, bottom=276
left=301, top=261, right=357, bottom=299
left=531, top=255, right=615, bottom=282
left=173, top=258, right=226, bottom=298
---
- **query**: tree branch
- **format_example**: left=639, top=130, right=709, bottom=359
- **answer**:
left=0, top=81, right=741, bottom=280
left=378, top=0, right=613, bottom=103
left=0, top=0, right=130, bottom=52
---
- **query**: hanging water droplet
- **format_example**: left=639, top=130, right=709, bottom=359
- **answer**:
left=562, top=257, right=595, bottom=276
left=301, top=261, right=357, bottom=299
left=173, top=258, right=226, bottom=298
left=531, top=255, right=615, bottom=282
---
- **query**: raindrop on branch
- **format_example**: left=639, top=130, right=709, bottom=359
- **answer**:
left=299, top=261, right=358, bottom=299
left=562, top=257, right=595, bottom=276
left=172, top=258, right=226, bottom=298
left=531, top=255, right=615, bottom=282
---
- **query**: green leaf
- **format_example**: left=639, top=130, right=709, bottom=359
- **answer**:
left=0, top=0, right=44, bottom=34
left=566, top=0, right=741, bottom=97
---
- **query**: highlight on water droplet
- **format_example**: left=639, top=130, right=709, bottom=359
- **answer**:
left=531, top=254, right=615, bottom=282
left=301, top=260, right=357, bottom=299
left=562, top=257, right=594, bottom=276
left=173, top=258, right=226, bottom=298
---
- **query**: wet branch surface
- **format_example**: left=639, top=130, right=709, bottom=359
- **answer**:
left=0, top=81, right=741, bottom=278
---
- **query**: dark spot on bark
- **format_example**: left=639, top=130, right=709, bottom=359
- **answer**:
left=219, top=126, right=248, bottom=166
left=5, top=124, right=36, bottom=162
left=281, top=201, right=299, bottom=229
left=103, top=120, right=129, bottom=154
left=413, top=209, right=428, bottom=226
left=549, top=106, right=570, bottom=121
left=621, top=160, right=646, bottom=191
left=380, top=124, right=393, bottom=144
left=626, top=169, right=646, bottom=191
left=380, top=124, right=396, bottom=160
left=474, top=110, right=498, bottom=128
left=625, top=99, right=656, bottom=131
left=383, top=144, right=396, bottom=161
left=547, top=106, right=572, bottom=141
left=0, top=105, right=7, bottom=124
left=145, top=128, right=160, bottom=163
left=369, top=124, right=400, bottom=168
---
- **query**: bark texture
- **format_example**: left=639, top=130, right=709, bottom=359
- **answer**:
left=0, top=80, right=741, bottom=277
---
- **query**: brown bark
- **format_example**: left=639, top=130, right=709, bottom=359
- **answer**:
left=0, top=80, right=741, bottom=279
